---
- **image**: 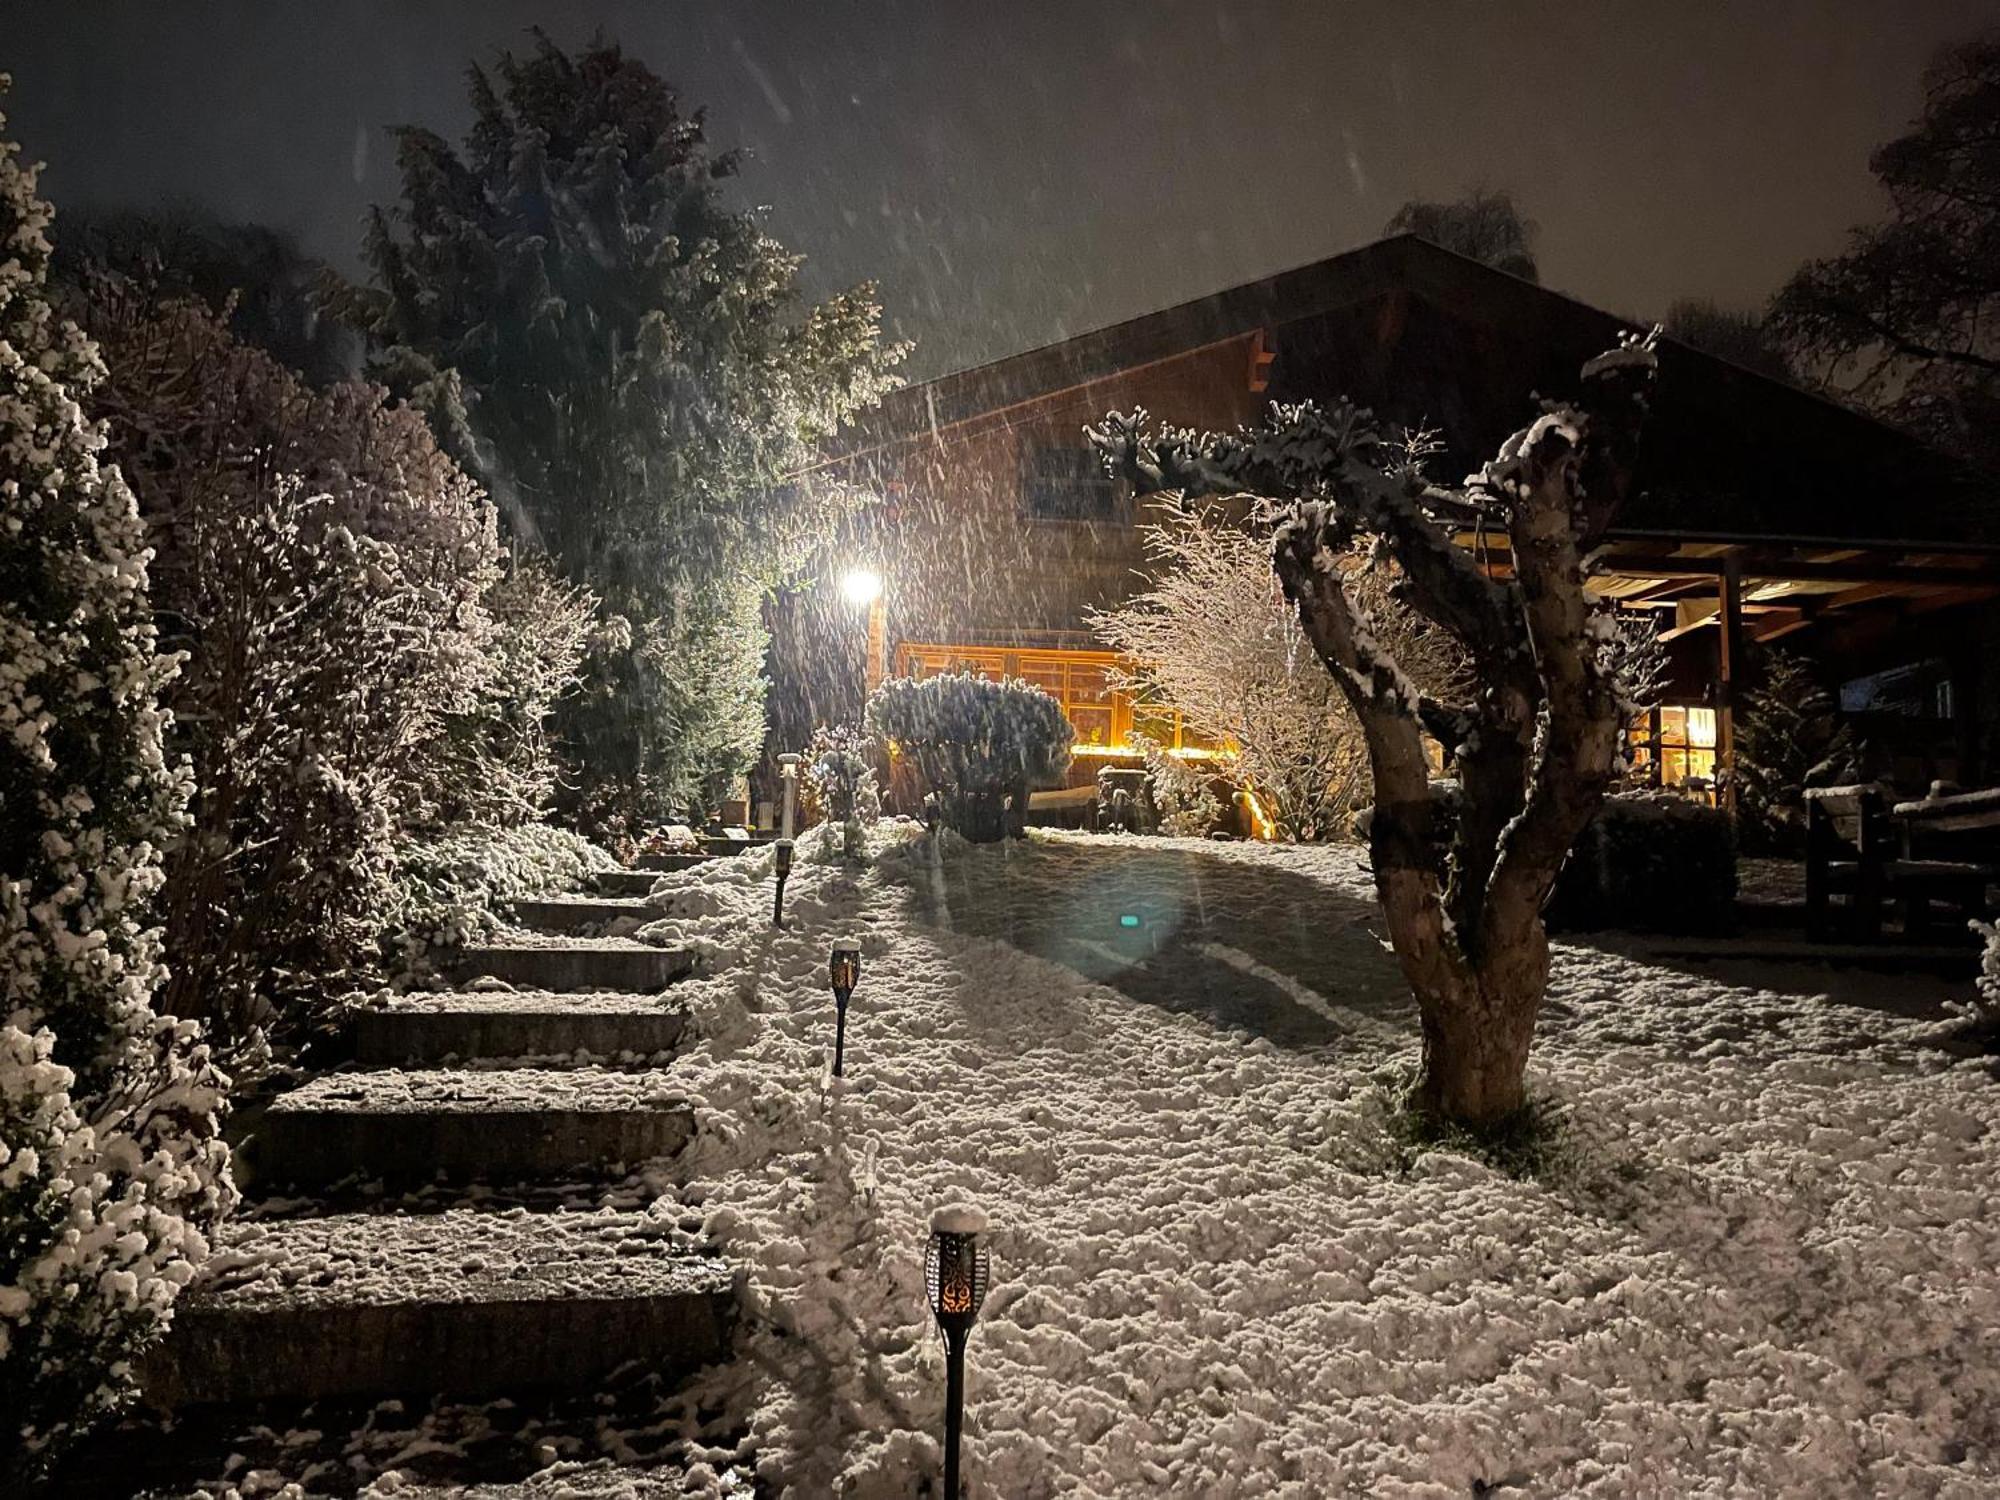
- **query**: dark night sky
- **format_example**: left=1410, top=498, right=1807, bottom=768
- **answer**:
left=8, top=0, right=2000, bottom=379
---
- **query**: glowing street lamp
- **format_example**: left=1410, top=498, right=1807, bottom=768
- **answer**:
left=840, top=565, right=888, bottom=700
left=828, top=940, right=860, bottom=1078
left=926, top=1205, right=991, bottom=1499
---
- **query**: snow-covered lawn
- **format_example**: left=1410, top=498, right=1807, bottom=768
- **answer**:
left=646, top=825, right=1998, bottom=1498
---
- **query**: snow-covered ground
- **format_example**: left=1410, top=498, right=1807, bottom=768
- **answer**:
left=633, top=825, right=1999, bottom=1498
left=106, top=826, right=1997, bottom=1497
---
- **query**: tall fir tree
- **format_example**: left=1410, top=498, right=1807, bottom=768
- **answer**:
left=1733, top=649, right=1858, bottom=854
left=0, top=82, right=233, bottom=1475
left=337, top=32, right=902, bottom=829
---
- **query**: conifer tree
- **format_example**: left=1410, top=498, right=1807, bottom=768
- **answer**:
left=1733, top=649, right=1857, bottom=853
left=338, top=33, right=901, bottom=829
left=0, top=82, right=233, bottom=1477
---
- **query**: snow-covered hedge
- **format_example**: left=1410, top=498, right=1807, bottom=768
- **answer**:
left=1548, top=792, right=1738, bottom=935
left=0, top=93, right=234, bottom=1478
left=866, top=673, right=1073, bottom=842
left=385, top=824, right=618, bottom=962
left=79, top=289, right=507, bottom=1042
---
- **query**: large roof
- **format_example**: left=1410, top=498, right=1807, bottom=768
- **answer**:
left=839, top=234, right=2000, bottom=551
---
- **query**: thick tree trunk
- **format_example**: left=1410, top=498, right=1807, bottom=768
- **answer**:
left=1409, top=924, right=1548, bottom=1124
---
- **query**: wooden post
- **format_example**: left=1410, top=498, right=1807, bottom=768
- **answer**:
left=864, top=595, right=887, bottom=698
left=1715, top=552, right=1746, bottom=812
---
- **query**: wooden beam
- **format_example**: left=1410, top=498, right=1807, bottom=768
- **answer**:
left=1717, top=553, right=1745, bottom=814
left=1595, top=554, right=2000, bottom=587
left=1751, top=609, right=1807, bottom=642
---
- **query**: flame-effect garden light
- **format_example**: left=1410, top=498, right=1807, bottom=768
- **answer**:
left=829, top=940, right=860, bottom=1077
left=926, top=1205, right=990, bottom=1499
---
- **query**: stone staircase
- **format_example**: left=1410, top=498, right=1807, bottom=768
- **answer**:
left=143, top=859, right=734, bottom=1409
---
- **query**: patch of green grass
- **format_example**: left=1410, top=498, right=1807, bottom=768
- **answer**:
left=1376, top=1064, right=1576, bottom=1181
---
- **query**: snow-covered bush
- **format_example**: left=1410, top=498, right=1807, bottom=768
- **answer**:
left=1949, top=921, right=2000, bottom=1038
left=807, top=721, right=881, bottom=849
left=866, top=674, right=1073, bottom=842
left=385, top=824, right=617, bottom=963
left=0, top=95, right=234, bottom=1477
left=1092, top=495, right=1463, bottom=840
left=1548, top=793, right=1738, bottom=935
left=1139, top=738, right=1224, bottom=837
left=79, top=289, right=502, bottom=1042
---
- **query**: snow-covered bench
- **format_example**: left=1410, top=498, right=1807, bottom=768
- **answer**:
left=1805, top=784, right=1992, bottom=941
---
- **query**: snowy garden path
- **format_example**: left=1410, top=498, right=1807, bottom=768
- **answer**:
left=640, top=828, right=2000, bottom=1499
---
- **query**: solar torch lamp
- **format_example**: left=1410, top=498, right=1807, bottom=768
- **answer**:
left=829, top=940, right=860, bottom=1078
left=926, top=1205, right=990, bottom=1499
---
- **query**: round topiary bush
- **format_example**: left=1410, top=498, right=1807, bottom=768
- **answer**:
left=865, top=674, right=1074, bottom=841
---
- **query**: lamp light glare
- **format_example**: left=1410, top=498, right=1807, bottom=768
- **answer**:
left=839, top=568, right=884, bottom=607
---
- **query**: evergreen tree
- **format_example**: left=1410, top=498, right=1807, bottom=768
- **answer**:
left=0, top=84, right=233, bottom=1475
left=337, top=32, right=902, bottom=830
left=1733, top=649, right=1857, bottom=854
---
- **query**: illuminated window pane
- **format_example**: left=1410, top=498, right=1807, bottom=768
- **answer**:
left=1686, top=707, right=1717, bottom=749
left=1068, top=666, right=1113, bottom=706
left=1071, top=707, right=1114, bottom=746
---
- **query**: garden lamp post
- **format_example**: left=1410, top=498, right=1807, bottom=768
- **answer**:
left=926, top=1205, right=991, bottom=1499
left=772, top=752, right=802, bottom=929
left=778, top=752, right=802, bottom=839
left=840, top=566, right=887, bottom=702
left=772, top=837, right=795, bottom=929
left=829, top=940, right=860, bottom=1077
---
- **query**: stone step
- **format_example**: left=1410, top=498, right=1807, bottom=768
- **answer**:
left=453, top=940, right=694, bottom=993
left=591, top=869, right=670, bottom=898
left=143, top=1208, right=734, bottom=1404
left=246, top=1069, right=696, bottom=1187
left=509, top=895, right=658, bottom=935
left=353, top=991, right=689, bottom=1065
left=634, top=851, right=713, bottom=872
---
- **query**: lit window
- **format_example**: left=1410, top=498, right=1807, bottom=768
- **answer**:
left=1629, top=705, right=1717, bottom=797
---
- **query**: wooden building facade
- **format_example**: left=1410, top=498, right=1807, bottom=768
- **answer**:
left=785, top=235, right=2000, bottom=806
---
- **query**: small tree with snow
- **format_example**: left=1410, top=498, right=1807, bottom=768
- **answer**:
left=0, top=90, right=233, bottom=1477
left=866, top=674, right=1073, bottom=842
left=1093, top=493, right=1464, bottom=839
left=1093, top=333, right=1660, bottom=1124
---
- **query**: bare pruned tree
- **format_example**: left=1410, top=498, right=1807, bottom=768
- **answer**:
left=1091, top=333, right=1661, bottom=1124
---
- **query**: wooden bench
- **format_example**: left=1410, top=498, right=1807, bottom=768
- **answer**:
left=1805, top=783, right=1994, bottom=941
left=1804, top=784, right=1890, bottom=941
left=1889, top=786, right=1998, bottom=939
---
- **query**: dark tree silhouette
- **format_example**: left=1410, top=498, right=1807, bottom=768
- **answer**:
left=1770, top=35, right=2000, bottom=467
left=1664, top=298, right=1795, bottom=385
left=1383, top=188, right=1539, bottom=281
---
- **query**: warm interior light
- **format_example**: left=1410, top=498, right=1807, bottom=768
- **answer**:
left=1241, top=786, right=1278, bottom=841
left=1687, top=707, right=1718, bottom=749
left=839, top=568, right=884, bottom=606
